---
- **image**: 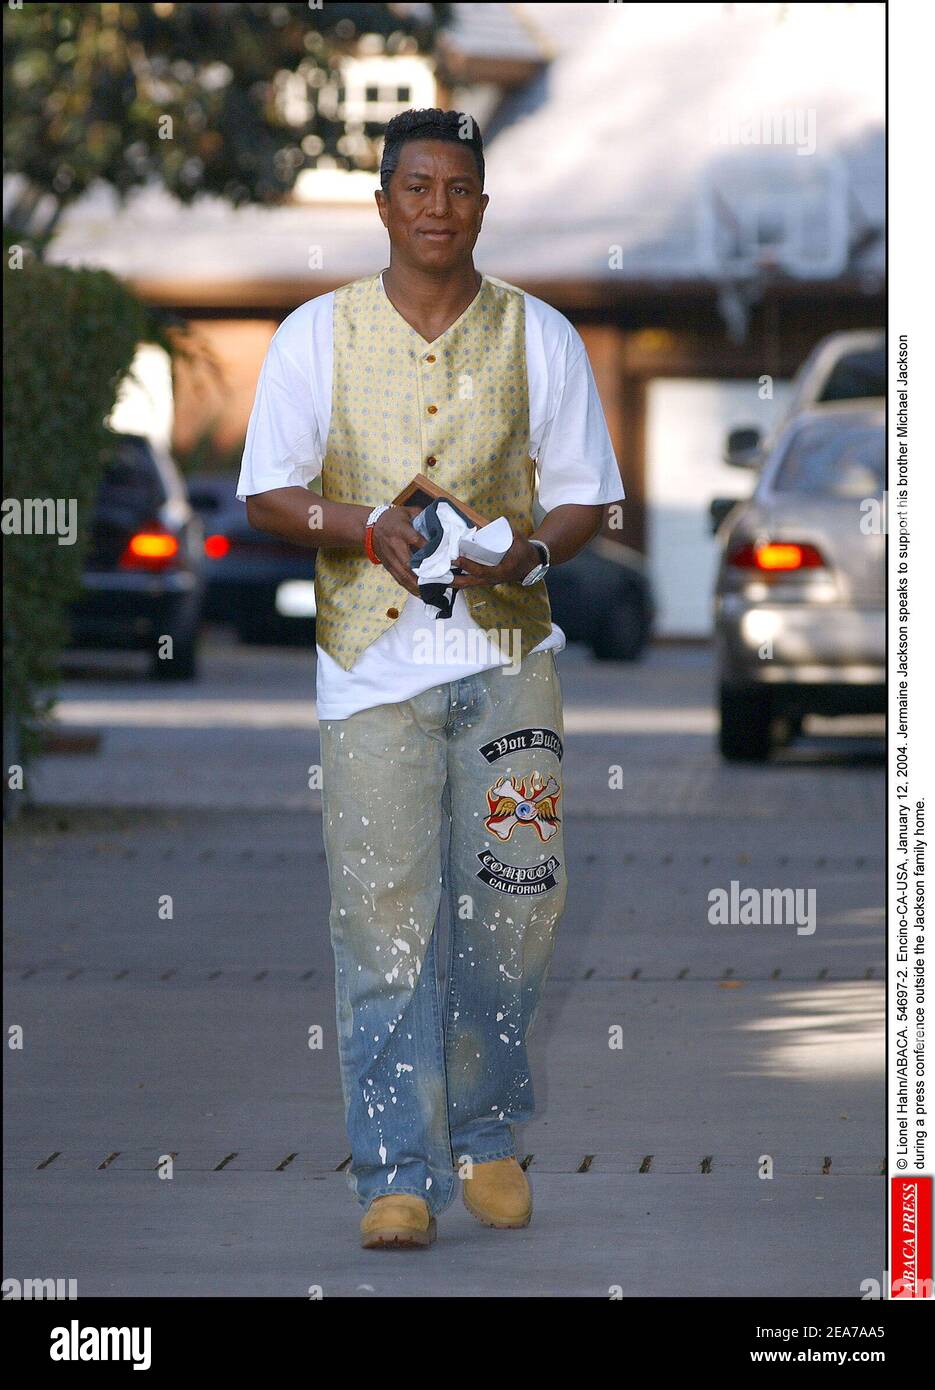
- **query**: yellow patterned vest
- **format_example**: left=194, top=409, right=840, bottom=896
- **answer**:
left=313, top=270, right=553, bottom=671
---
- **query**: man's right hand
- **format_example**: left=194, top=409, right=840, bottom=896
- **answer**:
left=370, top=504, right=425, bottom=596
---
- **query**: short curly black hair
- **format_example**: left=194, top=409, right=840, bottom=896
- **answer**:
left=379, top=108, right=485, bottom=194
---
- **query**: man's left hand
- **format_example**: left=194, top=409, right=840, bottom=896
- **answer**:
left=449, top=534, right=540, bottom=589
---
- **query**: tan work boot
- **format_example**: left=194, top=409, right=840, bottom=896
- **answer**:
left=461, top=1156, right=532, bottom=1228
left=360, top=1194, right=437, bottom=1249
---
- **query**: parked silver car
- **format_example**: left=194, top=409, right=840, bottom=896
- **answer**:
left=712, top=404, right=884, bottom=760
left=724, top=328, right=884, bottom=468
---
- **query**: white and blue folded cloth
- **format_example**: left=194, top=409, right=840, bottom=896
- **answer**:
left=409, top=499, right=513, bottom=618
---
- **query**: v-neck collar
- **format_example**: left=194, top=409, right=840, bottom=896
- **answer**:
left=378, top=269, right=486, bottom=348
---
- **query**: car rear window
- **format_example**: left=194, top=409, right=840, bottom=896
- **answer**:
left=98, top=436, right=167, bottom=514
left=773, top=423, right=883, bottom=497
left=188, top=486, right=224, bottom=513
left=817, top=346, right=885, bottom=402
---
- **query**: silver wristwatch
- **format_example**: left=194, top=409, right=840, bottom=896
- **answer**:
left=521, top=538, right=550, bottom=587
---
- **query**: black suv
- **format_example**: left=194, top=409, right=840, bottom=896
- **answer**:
left=68, top=432, right=205, bottom=679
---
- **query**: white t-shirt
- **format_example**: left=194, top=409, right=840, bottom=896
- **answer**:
left=237, top=272, right=625, bottom=719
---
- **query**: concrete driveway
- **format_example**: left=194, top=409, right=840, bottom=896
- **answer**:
left=3, top=635, right=885, bottom=1296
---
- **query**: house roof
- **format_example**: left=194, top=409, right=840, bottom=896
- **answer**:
left=437, top=1, right=552, bottom=63
left=43, top=1, right=884, bottom=303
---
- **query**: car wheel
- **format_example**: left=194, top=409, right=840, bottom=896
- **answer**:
left=235, top=611, right=291, bottom=645
left=718, top=685, right=773, bottom=761
left=785, top=712, right=805, bottom=742
left=151, top=635, right=198, bottom=681
left=592, top=590, right=650, bottom=661
left=235, top=615, right=269, bottom=645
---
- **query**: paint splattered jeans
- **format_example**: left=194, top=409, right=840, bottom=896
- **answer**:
left=318, top=649, right=567, bottom=1215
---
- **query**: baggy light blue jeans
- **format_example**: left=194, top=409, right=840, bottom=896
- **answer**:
left=318, top=649, right=567, bottom=1215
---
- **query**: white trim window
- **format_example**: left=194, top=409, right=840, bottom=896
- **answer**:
left=319, top=53, right=435, bottom=125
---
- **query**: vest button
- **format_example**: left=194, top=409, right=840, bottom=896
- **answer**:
left=386, top=607, right=399, bottom=619
left=426, top=404, right=438, bottom=414
left=424, top=354, right=436, bottom=363
left=426, top=456, right=437, bottom=467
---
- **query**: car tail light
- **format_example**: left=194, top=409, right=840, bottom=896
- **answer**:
left=728, top=541, right=825, bottom=572
left=204, top=533, right=231, bottom=560
left=119, top=528, right=180, bottom=572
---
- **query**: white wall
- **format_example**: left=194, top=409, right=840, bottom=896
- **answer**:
left=646, top=377, right=792, bottom=637
left=106, top=344, right=174, bottom=450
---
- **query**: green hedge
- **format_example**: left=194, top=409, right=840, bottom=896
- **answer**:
left=3, top=255, right=150, bottom=773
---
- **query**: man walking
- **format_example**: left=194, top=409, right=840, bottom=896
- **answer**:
left=238, top=108, right=624, bottom=1247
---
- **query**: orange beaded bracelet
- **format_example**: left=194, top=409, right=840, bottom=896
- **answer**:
left=364, top=523, right=381, bottom=565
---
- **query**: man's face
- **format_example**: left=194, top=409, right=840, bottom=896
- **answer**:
left=376, top=139, right=488, bottom=269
